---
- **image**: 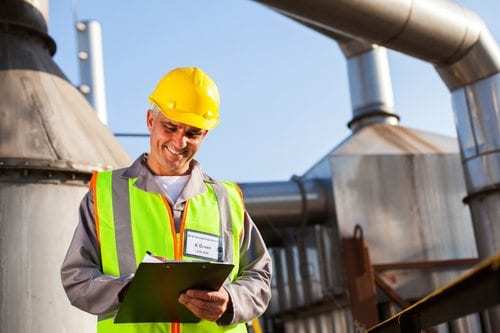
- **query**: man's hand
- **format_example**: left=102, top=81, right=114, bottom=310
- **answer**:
left=178, top=287, right=230, bottom=322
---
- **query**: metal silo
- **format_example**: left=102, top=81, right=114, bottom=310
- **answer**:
left=0, top=0, right=130, bottom=331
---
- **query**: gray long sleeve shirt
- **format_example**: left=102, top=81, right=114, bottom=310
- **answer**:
left=61, top=155, right=272, bottom=324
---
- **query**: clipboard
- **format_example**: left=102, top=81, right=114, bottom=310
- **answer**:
left=114, top=261, right=234, bottom=323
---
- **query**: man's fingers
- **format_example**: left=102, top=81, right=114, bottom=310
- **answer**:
left=185, top=289, right=225, bottom=304
left=178, top=288, right=229, bottom=322
left=184, top=297, right=217, bottom=313
left=179, top=294, right=222, bottom=321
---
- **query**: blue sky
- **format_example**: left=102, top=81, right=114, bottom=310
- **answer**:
left=49, top=1, right=500, bottom=182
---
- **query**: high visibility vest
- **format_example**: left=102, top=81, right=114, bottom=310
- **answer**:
left=91, top=170, right=248, bottom=333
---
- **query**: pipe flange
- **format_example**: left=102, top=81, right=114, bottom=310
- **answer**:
left=347, top=110, right=400, bottom=129
left=462, top=183, right=500, bottom=204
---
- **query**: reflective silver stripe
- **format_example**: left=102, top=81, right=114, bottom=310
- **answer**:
left=111, top=170, right=137, bottom=274
left=208, top=180, right=233, bottom=264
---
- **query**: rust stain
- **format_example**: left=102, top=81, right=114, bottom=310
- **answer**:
left=372, top=125, right=445, bottom=153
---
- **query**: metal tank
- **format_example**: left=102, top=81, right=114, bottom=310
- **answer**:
left=0, top=0, right=130, bottom=332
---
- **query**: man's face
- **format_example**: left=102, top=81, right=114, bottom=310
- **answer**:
left=146, top=110, right=208, bottom=176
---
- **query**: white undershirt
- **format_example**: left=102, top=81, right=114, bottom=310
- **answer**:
left=155, top=175, right=190, bottom=203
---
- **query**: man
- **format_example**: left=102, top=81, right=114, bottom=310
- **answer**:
left=61, top=67, right=272, bottom=333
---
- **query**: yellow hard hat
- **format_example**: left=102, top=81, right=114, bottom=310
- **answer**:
left=149, top=67, right=220, bottom=130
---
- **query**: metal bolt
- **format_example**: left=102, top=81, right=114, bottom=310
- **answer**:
left=78, top=84, right=91, bottom=95
left=76, top=21, right=87, bottom=32
left=78, top=51, right=89, bottom=60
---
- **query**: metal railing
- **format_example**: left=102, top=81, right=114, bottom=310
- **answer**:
left=367, top=254, right=500, bottom=332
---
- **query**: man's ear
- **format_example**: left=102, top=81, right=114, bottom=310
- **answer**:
left=146, top=110, right=154, bottom=131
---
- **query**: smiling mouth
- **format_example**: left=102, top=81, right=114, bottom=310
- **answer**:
left=163, top=144, right=184, bottom=157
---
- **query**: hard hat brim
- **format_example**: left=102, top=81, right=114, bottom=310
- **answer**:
left=149, top=97, right=219, bottom=130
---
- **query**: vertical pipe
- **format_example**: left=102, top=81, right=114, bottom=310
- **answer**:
left=297, top=232, right=313, bottom=305
left=340, top=44, right=399, bottom=131
left=76, top=20, right=108, bottom=125
left=452, top=74, right=500, bottom=258
left=285, top=238, right=303, bottom=308
left=451, top=72, right=500, bottom=330
left=274, top=12, right=400, bottom=132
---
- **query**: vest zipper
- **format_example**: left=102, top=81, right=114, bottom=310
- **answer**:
left=161, top=196, right=189, bottom=333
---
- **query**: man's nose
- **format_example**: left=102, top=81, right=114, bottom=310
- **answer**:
left=171, top=131, right=188, bottom=149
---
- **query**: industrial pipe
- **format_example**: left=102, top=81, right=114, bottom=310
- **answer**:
left=239, top=178, right=330, bottom=227
left=280, top=12, right=399, bottom=131
left=76, top=20, right=108, bottom=125
left=344, top=46, right=398, bottom=131
left=252, top=0, right=500, bottom=88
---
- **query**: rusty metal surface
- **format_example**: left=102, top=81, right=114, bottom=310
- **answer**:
left=373, top=258, right=480, bottom=272
left=269, top=124, right=477, bottom=331
left=329, top=124, right=480, bottom=333
left=332, top=153, right=476, bottom=298
left=368, top=254, right=500, bottom=333
left=333, top=123, right=459, bottom=155
left=265, top=125, right=480, bottom=331
left=374, top=274, right=410, bottom=309
left=300, top=124, right=477, bottom=298
left=342, top=227, right=379, bottom=330
left=326, top=126, right=476, bottom=299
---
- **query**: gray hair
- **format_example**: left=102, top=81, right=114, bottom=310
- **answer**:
left=149, top=103, right=161, bottom=117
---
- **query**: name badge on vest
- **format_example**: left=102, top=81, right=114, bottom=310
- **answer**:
left=184, top=230, right=221, bottom=261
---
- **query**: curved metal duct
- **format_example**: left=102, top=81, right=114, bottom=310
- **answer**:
left=252, top=0, right=500, bottom=89
left=239, top=179, right=330, bottom=243
left=0, top=1, right=130, bottom=331
left=282, top=13, right=399, bottom=131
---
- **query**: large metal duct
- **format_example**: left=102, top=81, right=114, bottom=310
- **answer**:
left=0, top=0, right=130, bottom=331
left=239, top=179, right=330, bottom=244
